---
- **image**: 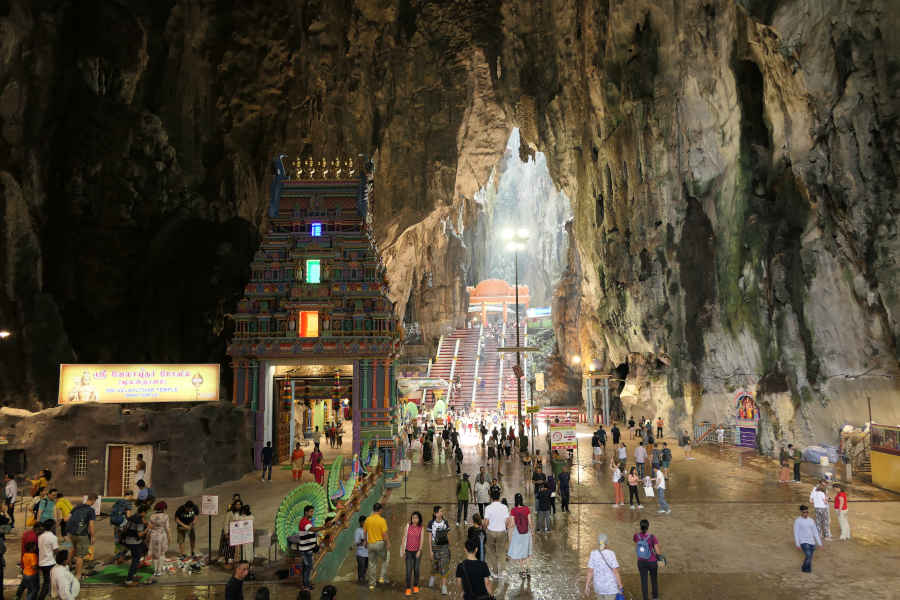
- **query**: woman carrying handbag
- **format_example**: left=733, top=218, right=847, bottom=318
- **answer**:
left=584, top=532, right=625, bottom=599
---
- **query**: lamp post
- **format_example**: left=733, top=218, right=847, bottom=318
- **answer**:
left=503, top=227, right=529, bottom=448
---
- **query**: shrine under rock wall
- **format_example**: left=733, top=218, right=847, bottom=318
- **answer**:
left=1, top=1, right=897, bottom=450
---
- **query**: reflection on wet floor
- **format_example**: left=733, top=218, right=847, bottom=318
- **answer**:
left=13, top=427, right=900, bottom=599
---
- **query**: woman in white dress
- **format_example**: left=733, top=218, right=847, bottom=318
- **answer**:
left=147, top=501, right=170, bottom=576
left=584, top=533, right=624, bottom=599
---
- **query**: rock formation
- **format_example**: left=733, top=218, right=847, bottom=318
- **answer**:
left=1, top=1, right=896, bottom=450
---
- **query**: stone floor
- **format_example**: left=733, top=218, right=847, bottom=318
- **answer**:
left=2, top=424, right=898, bottom=599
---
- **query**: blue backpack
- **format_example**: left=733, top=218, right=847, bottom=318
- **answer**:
left=635, top=534, right=653, bottom=560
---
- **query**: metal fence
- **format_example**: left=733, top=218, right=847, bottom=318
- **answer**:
left=693, top=422, right=738, bottom=445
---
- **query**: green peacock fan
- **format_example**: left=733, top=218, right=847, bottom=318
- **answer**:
left=275, top=482, right=329, bottom=552
left=327, top=455, right=345, bottom=508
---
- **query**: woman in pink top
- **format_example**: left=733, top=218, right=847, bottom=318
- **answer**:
left=400, top=511, right=427, bottom=595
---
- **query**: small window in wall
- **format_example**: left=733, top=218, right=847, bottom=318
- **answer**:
left=300, top=311, right=319, bottom=337
left=311, top=222, right=322, bottom=236
left=71, top=447, right=88, bottom=479
left=306, top=259, right=321, bottom=283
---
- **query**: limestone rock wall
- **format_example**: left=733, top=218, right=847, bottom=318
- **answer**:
left=1, top=1, right=896, bottom=452
left=0, top=403, right=255, bottom=496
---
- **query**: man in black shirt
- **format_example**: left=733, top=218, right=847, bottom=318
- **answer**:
left=456, top=538, right=491, bottom=600
left=611, top=423, right=621, bottom=445
left=175, top=500, right=198, bottom=557
left=225, top=560, right=249, bottom=600
left=260, top=442, right=274, bottom=482
left=531, top=465, right=546, bottom=497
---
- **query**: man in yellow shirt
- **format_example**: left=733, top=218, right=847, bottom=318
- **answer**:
left=54, top=492, right=73, bottom=536
left=362, top=502, right=389, bottom=590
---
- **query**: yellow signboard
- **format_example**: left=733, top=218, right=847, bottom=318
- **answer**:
left=58, top=364, right=220, bottom=404
left=550, top=423, right=577, bottom=450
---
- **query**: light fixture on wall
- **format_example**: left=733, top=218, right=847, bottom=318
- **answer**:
left=0, top=330, right=11, bottom=339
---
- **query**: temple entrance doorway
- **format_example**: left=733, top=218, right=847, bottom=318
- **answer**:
left=271, top=363, right=353, bottom=462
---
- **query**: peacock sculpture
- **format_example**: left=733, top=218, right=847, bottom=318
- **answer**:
left=327, top=455, right=345, bottom=508
left=275, top=482, right=329, bottom=552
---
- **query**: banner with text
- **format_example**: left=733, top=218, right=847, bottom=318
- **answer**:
left=550, top=423, right=577, bottom=451
left=58, top=364, right=220, bottom=404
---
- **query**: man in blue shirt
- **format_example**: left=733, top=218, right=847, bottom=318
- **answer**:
left=793, top=505, right=822, bottom=572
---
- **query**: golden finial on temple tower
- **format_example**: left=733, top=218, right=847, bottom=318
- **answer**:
left=344, top=156, right=356, bottom=177
left=293, top=156, right=302, bottom=179
left=304, top=156, right=315, bottom=178
left=333, top=158, right=342, bottom=178
left=320, top=157, right=329, bottom=179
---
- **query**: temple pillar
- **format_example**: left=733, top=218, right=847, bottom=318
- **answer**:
left=502, top=302, right=507, bottom=324
left=232, top=364, right=240, bottom=405
left=352, top=359, right=363, bottom=455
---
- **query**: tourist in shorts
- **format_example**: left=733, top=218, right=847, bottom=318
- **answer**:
left=174, top=500, right=198, bottom=558
left=67, top=494, right=97, bottom=580
left=427, top=505, right=451, bottom=595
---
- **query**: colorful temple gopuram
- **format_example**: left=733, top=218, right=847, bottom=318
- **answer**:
left=227, top=155, right=401, bottom=472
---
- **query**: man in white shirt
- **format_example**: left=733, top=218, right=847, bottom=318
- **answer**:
left=654, top=466, right=670, bottom=514
left=793, top=505, right=822, bottom=572
left=634, top=442, right=648, bottom=478
left=809, top=483, right=832, bottom=540
left=51, top=549, right=80, bottom=599
left=4, top=473, right=17, bottom=526
left=482, top=492, right=509, bottom=577
left=38, top=520, right=60, bottom=599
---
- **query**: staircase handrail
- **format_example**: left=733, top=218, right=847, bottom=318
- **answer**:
left=471, top=325, right=482, bottom=409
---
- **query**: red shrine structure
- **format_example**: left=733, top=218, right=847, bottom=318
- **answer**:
left=227, top=156, right=401, bottom=471
left=466, top=279, right=530, bottom=326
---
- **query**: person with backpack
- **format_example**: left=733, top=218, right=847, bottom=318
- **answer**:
left=67, top=494, right=97, bottom=580
left=506, top=493, right=532, bottom=579
left=109, top=491, right=133, bottom=564
left=427, top=505, right=451, bottom=595
left=584, top=533, right=624, bottom=600
left=591, top=431, right=602, bottom=463
left=123, top=504, right=149, bottom=586
left=466, top=513, right=486, bottom=562
left=633, top=519, right=661, bottom=600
